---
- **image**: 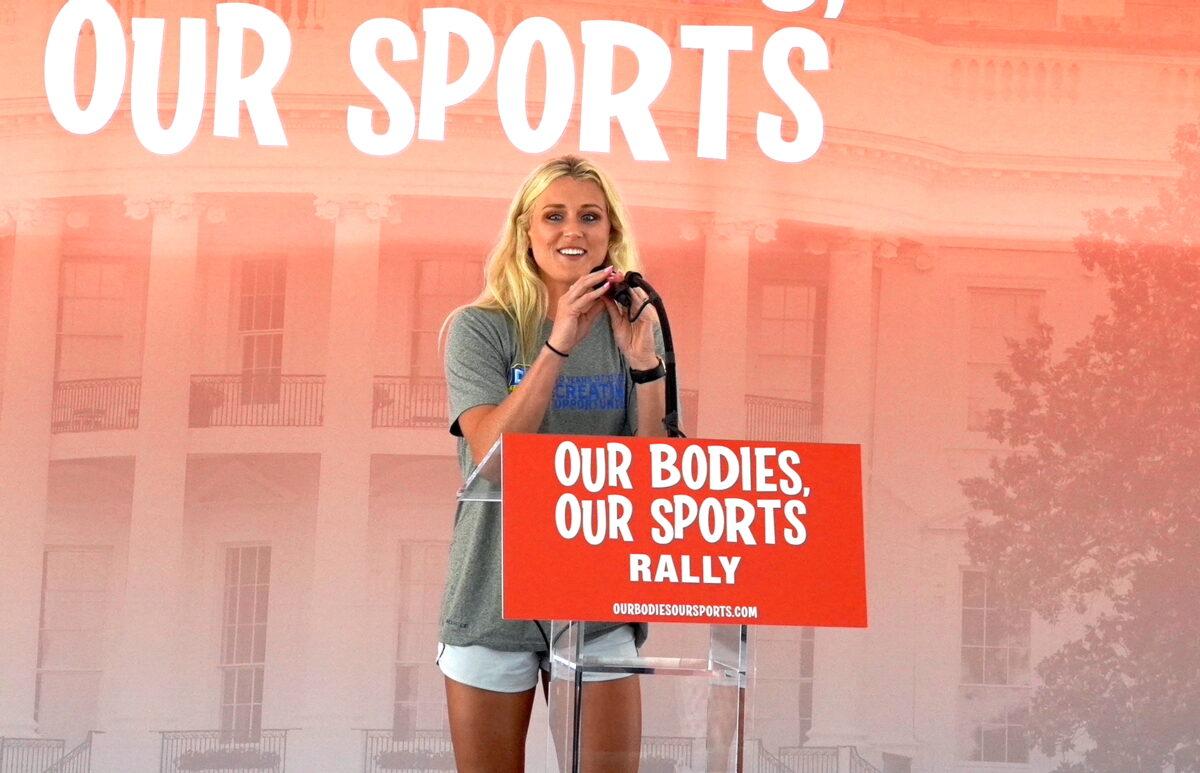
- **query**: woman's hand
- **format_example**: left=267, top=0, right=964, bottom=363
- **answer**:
left=547, top=266, right=616, bottom=353
left=606, top=281, right=659, bottom=370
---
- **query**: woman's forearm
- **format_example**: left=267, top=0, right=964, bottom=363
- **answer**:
left=459, top=345, right=567, bottom=463
left=634, top=379, right=668, bottom=437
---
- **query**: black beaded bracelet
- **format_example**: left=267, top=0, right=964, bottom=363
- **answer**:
left=545, top=341, right=569, bottom=358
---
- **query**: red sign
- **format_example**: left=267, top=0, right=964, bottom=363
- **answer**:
left=501, top=434, right=867, bottom=627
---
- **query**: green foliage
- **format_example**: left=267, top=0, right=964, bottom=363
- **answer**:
left=960, top=124, right=1200, bottom=771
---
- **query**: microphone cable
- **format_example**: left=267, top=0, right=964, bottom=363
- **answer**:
left=620, top=272, right=686, bottom=438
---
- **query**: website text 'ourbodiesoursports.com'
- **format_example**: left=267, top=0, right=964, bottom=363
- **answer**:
left=612, top=602, right=758, bottom=619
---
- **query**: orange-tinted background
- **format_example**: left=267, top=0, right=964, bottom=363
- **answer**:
left=0, top=1, right=1194, bottom=771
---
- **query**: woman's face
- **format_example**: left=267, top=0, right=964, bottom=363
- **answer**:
left=526, top=176, right=612, bottom=288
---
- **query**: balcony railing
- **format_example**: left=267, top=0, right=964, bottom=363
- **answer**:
left=159, top=729, right=287, bottom=773
left=640, top=735, right=693, bottom=771
left=778, top=746, right=882, bottom=773
left=0, top=737, right=65, bottom=773
left=248, top=0, right=323, bottom=30
left=100, top=0, right=322, bottom=31
left=51, top=377, right=141, bottom=433
left=372, top=376, right=447, bottom=429
left=742, top=739, right=793, bottom=773
left=362, top=730, right=453, bottom=773
left=780, top=746, right=837, bottom=773
left=362, top=731, right=699, bottom=773
left=43, top=731, right=98, bottom=773
left=189, top=375, right=324, bottom=428
left=745, top=395, right=822, bottom=443
left=848, top=747, right=880, bottom=773
left=111, top=0, right=145, bottom=25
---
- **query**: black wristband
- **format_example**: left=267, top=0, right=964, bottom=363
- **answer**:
left=630, top=357, right=666, bottom=384
left=545, top=341, right=569, bottom=358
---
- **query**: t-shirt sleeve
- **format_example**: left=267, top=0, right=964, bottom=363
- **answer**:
left=445, top=308, right=512, bottom=437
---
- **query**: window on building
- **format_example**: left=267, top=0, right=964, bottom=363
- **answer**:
left=958, top=569, right=1031, bottom=763
left=57, top=260, right=127, bottom=381
left=35, top=547, right=111, bottom=745
left=752, top=626, right=815, bottom=749
left=411, top=260, right=481, bottom=379
left=967, top=288, right=1042, bottom=431
left=753, top=283, right=824, bottom=403
left=746, top=281, right=826, bottom=443
left=238, top=259, right=286, bottom=404
left=220, top=545, right=271, bottom=743
left=393, top=541, right=449, bottom=737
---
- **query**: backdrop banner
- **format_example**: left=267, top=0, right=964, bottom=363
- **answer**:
left=1, top=1, right=1195, bottom=771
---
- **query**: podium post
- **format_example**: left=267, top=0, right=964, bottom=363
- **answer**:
left=544, top=620, right=749, bottom=772
left=458, top=434, right=866, bottom=772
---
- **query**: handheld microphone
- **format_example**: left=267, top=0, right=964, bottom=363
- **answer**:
left=592, top=264, right=640, bottom=307
left=607, top=271, right=643, bottom=308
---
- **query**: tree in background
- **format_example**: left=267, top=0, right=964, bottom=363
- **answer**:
left=961, top=124, right=1200, bottom=772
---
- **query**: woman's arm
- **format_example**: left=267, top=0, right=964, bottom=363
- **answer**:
left=455, top=266, right=616, bottom=464
left=633, top=377, right=668, bottom=437
left=456, top=344, right=565, bottom=464
left=606, top=285, right=669, bottom=438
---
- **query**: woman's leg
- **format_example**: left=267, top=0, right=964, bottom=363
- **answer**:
left=580, top=675, right=642, bottom=772
left=547, top=674, right=642, bottom=772
left=445, top=676, right=537, bottom=773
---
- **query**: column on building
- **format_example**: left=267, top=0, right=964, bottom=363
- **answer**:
left=806, top=236, right=876, bottom=749
left=380, top=215, right=417, bottom=378
left=692, top=216, right=756, bottom=439
left=194, top=205, right=233, bottom=373
left=295, top=195, right=389, bottom=773
left=0, top=200, right=64, bottom=738
left=95, top=195, right=199, bottom=771
left=862, top=240, right=930, bottom=760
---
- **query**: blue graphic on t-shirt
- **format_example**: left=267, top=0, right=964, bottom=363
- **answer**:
left=553, top=373, right=625, bottom=411
left=508, top=365, right=528, bottom=392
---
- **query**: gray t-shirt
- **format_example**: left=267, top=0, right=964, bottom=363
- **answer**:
left=441, top=305, right=654, bottom=651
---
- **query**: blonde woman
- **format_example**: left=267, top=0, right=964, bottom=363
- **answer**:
left=439, top=156, right=667, bottom=771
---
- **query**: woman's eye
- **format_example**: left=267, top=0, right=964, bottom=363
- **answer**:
left=546, top=213, right=562, bottom=222
left=582, top=213, right=599, bottom=222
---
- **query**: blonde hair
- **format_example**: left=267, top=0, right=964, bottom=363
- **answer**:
left=447, top=155, right=641, bottom=362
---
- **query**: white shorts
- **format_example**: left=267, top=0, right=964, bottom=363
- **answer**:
left=438, top=624, right=638, bottom=693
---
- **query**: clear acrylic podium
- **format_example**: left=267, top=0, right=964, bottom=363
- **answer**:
left=459, top=439, right=752, bottom=772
